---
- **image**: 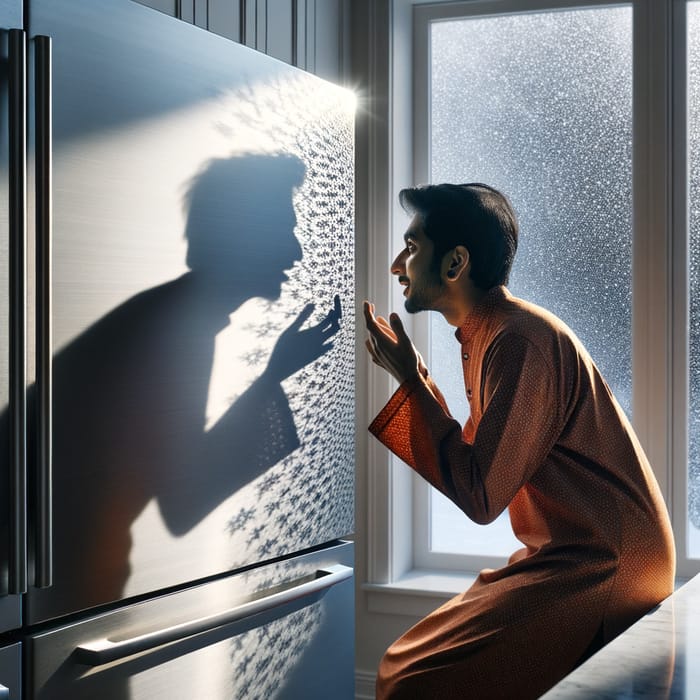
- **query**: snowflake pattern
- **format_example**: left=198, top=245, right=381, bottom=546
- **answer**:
left=201, top=50, right=355, bottom=700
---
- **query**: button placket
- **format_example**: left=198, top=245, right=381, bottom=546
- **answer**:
left=462, top=347, right=473, bottom=401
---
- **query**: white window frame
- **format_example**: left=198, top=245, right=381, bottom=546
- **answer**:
left=363, top=0, right=699, bottom=617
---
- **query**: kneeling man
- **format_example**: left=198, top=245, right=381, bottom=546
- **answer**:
left=364, top=183, right=675, bottom=699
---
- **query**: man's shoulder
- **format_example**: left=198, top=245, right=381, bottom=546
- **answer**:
left=497, top=292, right=573, bottom=335
left=490, top=292, right=588, bottom=361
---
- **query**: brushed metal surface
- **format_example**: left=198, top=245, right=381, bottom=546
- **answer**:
left=0, top=1, right=24, bottom=623
left=26, top=0, right=355, bottom=625
left=31, top=541, right=354, bottom=700
left=0, top=590, right=20, bottom=634
left=0, top=642, right=20, bottom=700
left=0, top=0, right=20, bottom=28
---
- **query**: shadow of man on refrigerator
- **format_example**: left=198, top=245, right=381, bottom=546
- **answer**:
left=22, top=153, right=341, bottom=627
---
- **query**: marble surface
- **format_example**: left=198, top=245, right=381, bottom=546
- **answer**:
left=543, top=574, right=700, bottom=699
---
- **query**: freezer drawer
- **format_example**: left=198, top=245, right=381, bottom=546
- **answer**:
left=0, top=642, right=20, bottom=700
left=29, top=541, right=353, bottom=699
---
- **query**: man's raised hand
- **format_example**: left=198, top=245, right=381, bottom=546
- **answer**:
left=364, top=300, right=421, bottom=384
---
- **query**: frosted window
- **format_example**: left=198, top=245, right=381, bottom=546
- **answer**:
left=688, top=1, right=700, bottom=558
left=427, top=7, right=633, bottom=556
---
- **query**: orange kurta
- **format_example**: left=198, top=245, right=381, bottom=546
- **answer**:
left=369, top=286, right=675, bottom=699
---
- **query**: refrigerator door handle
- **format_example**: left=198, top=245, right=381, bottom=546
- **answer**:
left=8, top=28, right=27, bottom=595
left=34, top=34, right=53, bottom=589
left=74, top=564, right=353, bottom=666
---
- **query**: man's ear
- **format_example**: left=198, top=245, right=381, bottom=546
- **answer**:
left=444, top=246, right=470, bottom=281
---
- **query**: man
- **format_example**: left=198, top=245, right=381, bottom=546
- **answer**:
left=364, top=183, right=675, bottom=699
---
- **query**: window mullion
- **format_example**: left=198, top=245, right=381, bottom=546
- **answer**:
left=631, top=0, right=674, bottom=506
left=673, top=0, right=697, bottom=577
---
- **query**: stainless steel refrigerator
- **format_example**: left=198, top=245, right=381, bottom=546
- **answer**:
left=0, top=1, right=356, bottom=697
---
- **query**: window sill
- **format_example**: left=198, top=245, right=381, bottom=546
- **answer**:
left=362, top=569, right=478, bottom=618
left=363, top=569, right=691, bottom=620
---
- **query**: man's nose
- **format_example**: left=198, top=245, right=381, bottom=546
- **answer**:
left=391, top=250, right=407, bottom=276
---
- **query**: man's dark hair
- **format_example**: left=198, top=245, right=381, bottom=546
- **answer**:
left=398, top=183, right=519, bottom=290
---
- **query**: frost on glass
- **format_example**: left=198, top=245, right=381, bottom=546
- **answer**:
left=428, top=7, right=633, bottom=556
left=688, top=1, right=700, bottom=557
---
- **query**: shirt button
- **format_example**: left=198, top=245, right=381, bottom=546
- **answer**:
left=462, top=352, right=470, bottom=361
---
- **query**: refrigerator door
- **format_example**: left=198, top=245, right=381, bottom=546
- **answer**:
left=0, top=642, right=21, bottom=700
left=0, top=595, right=19, bottom=635
left=26, top=0, right=354, bottom=625
left=0, top=0, right=24, bottom=630
left=30, top=541, right=353, bottom=700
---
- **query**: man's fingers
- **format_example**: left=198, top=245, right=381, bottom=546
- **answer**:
left=323, top=294, right=343, bottom=326
left=365, top=301, right=392, bottom=337
left=333, top=294, right=342, bottom=319
left=366, top=337, right=390, bottom=371
left=365, top=337, right=379, bottom=362
left=389, top=313, right=410, bottom=343
left=291, top=303, right=315, bottom=330
left=375, top=316, right=398, bottom=343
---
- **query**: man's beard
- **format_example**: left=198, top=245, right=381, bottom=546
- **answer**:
left=403, top=269, right=445, bottom=314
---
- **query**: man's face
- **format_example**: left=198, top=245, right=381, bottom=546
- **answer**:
left=391, top=215, right=445, bottom=314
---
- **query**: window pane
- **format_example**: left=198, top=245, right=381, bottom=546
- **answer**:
left=428, top=7, right=633, bottom=556
left=688, top=0, right=700, bottom=558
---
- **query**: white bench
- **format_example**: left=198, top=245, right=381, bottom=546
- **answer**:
left=542, top=573, right=700, bottom=698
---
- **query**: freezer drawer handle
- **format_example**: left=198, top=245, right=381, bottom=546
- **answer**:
left=74, top=563, right=353, bottom=666
left=0, top=683, right=9, bottom=700
left=8, top=28, right=28, bottom=595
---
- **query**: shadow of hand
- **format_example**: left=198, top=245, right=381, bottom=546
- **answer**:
left=263, top=295, right=342, bottom=384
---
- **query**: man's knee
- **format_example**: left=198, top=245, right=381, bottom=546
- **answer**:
left=376, top=643, right=440, bottom=700
left=376, top=645, right=411, bottom=700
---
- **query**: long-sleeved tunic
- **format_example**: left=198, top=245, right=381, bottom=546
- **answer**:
left=369, top=286, right=675, bottom=699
